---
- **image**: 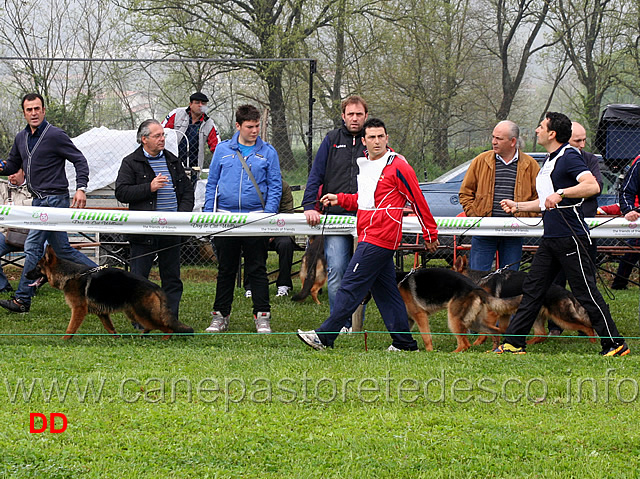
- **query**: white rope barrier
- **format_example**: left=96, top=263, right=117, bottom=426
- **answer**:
left=0, top=206, right=637, bottom=238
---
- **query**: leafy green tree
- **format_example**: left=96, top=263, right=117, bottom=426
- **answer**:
left=125, top=0, right=349, bottom=169
left=548, top=0, right=628, bottom=138
left=480, top=0, right=554, bottom=121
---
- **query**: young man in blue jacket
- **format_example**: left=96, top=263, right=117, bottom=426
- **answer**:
left=0, top=93, right=96, bottom=313
left=204, top=104, right=282, bottom=334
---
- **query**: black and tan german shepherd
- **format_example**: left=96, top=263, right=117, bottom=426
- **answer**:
left=27, top=245, right=194, bottom=339
left=291, top=236, right=327, bottom=305
left=453, top=256, right=596, bottom=345
left=397, top=268, right=522, bottom=352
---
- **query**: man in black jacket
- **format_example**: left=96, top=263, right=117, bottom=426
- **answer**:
left=115, top=119, right=194, bottom=321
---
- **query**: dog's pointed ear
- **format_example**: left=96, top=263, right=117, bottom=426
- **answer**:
left=453, top=255, right=462, bottom=272
left=44, top=244, right=56, bottom=263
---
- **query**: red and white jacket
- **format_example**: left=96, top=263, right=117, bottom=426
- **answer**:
left=336, top=150, right=438, bottom=250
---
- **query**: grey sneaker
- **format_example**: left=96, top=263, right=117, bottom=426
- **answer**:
left=297, top=329, right=325, bottom=350
left=254, top=312, right=272, bottom=334
left=205, top=311, right=229, bottom=333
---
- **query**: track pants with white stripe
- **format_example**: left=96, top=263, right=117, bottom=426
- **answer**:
left=504, top=236, right=624, bottom=350
left=316, top=242, right=419, bottom=350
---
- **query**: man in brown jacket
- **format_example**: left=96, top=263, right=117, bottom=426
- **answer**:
left=459, top=120, right=539, bottom=271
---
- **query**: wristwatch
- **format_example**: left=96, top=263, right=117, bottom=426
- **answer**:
left=555, top=189, right=565, bottom=198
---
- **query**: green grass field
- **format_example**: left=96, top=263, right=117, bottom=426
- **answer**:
left=1, top=258, right=640, bottom=478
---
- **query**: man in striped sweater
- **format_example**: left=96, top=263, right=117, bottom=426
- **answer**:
left=459, top=120, right=539, bottom=271
left=115, top=120, right=194, bottom=323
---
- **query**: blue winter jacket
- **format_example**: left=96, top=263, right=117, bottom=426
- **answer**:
left=204, top=132, right=282, bottom=213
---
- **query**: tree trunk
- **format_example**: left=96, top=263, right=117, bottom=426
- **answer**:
left=267, top=71, right=296, bottom=171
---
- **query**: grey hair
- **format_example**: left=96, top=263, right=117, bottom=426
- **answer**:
left=497, top=120, right=523, bottom=150
left=137, top=119, right=162, bottom=144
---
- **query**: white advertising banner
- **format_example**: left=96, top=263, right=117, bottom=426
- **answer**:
left=0, top=206, right=636, bottom=238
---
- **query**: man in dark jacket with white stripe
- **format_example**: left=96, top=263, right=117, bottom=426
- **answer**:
left=0, top=92, right=96, bottom=313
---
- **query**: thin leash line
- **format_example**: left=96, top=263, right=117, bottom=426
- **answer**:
left=554, top=206, right=618, bottom=300
left=125, top=200, right=320, bottom=263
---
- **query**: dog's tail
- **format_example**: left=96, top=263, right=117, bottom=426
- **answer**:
left=484, top=292, right=522, bottom=316
left=291, top=236, right=324, bottom=302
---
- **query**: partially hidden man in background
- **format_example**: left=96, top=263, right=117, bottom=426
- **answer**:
left=0, top=169, right=32, bottom=293
left=0, top=93, right=97, bottom=314
left=162, top=91, right=221, bottom=187
left=302, top=96, right=368, bottom=331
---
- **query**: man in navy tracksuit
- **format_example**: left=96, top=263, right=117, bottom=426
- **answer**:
left=297, top=118, right=439, bottom=351
left=0, top=92, right=96, bottom=313
left=496, top=112, right=628, bottom=356
left=203, top=104, right=281, bottom=334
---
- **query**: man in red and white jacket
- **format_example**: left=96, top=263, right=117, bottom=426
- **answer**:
left=298, top=118, right=439, bottom=351
left=162, top=92, right=220, bottom=186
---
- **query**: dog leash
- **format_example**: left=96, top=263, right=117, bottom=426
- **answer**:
left=78, top=265, right=108, bottom=277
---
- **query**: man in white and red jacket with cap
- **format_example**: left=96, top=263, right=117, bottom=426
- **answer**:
left=298, top=118, right=439, bottom=351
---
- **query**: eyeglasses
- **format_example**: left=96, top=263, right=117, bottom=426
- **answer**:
left=147, top=133, right=166, bottom=139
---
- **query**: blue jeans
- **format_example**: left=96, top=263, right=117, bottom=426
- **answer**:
left=15, top=195, right=97, bottom=304
left=0, top=234, right=21, bottom=290
left=316, top=242, right=418, bottom=350
left=324, top=234, right=354, bottom=313
left=469, top=236, right=523, bottom=271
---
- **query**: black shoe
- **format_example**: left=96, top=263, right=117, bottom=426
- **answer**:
left=131, top=321, right=146, bottom=332
left=611, top=284, right=628, bottom=290
left=0, top=297, right=30, bottom=313
left=0, top=285, right=14, bottom=293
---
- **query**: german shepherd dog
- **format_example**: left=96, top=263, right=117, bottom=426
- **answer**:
left=453, top=256, right=596, bottom=344
left=27, top=245, right=194, bottom=339
left=397, top=268, right=522, bottom=352
left=291, top=236, right=327, bottom=305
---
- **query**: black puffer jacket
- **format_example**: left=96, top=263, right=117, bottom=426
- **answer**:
left=115, top=146, right=194, bottom=244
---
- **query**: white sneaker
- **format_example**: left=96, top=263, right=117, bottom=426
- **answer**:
left=387, top=345, right=419, bottom=352
left=254, top=312, right=272, bottom=334
left=297, top=329, right=326, bottom=350
left=276, top=286, right=291, bottom=297
left=205, top=311, right=229, bottom=333
left=339, top=326, right=352, bottom=335
left=245, top=290, right=252, bottom=298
